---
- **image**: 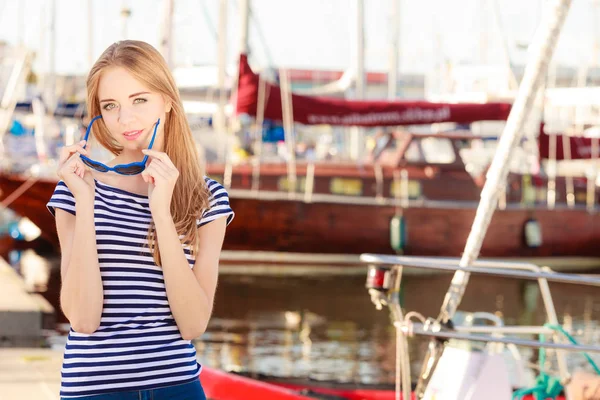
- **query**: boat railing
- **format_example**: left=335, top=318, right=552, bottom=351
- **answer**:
left=361, top=253, right=600, bottom=399
left=227, top=185, right=600, bottom=215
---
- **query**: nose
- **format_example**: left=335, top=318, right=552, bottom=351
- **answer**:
left=118, top=106, right=136, bottom=126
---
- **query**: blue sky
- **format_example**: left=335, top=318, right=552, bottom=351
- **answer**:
left=0, top=0, right=598, bottom=76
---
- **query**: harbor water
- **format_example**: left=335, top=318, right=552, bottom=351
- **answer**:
left=4, top=247, right=600, bottom=387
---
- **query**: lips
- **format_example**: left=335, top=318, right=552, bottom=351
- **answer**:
left=123, top=130, right=143, bottom=141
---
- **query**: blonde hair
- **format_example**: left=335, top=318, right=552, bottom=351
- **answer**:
left=86, top=40, right=210, bottom=265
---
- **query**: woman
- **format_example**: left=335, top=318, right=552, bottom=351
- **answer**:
left=47, top=40, right=234, bottom=399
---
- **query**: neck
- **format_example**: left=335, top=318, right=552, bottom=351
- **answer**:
left=113, top=149, right=145, bottom=166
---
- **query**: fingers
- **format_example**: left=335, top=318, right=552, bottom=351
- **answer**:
left=148, top=159, right=170, bottom=175
left=59, top=140, right=89, bottom=164
left=58, top=152, right=92, bottom=181
left=142, top=162, right=168, bottom=184
left=141, top=151, right=179, bottom=187
left=74, top=162, right=85, bottom=179
left=142, top=149, right=176, bottom=169
left=58, top=152, right=80, bottom=178
left=141, top=169, right=155, bottom=185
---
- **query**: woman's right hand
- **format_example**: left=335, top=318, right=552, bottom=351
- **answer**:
left=57, top=140, right=96, bottom=200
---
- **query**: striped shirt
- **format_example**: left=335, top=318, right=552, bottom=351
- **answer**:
left=46, top=177, right=234, bottom=398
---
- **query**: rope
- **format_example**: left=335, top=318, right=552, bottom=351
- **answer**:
left=0, top=175, right=38, bottom=209
left=545, top=324, right=600, bottom=375
left=513, top=323, right=600, bottom=399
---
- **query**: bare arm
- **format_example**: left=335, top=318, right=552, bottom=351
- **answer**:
left=56, top=196, right=103, bottom=334
left=154, top=213, right=226, bottom=340
left=55, top=141, right=103, bottom=334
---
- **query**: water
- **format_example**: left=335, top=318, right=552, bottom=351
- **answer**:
left=6, top=247, right=600, bottom=387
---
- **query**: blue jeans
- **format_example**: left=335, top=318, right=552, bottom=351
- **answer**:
left=60, top=379, right=206, bottom=400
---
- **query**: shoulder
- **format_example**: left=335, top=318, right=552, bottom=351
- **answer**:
left=47, top=181, right=76, bottom=216
left=198, top=177, right=234, bottom=227
left=204, top=176, right=226, bottom=195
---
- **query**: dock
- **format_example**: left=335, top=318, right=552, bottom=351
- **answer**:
left=0, top=257, right=54, bottom=346
left=0, top=348, right=61, bottom=400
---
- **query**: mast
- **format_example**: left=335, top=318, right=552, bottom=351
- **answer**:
left=215, top=0, right=228, bottom=139
left=238, top=0, right=250, bottom=55
left=47, top=0, right=56, bottom=114
left=349, top=0, right=365, bottom=161
left=388, top=0, right=400, bottom=100
left=18, top=1, right=25, bottom=47
left=120, top=1, right=132, bottom=40
left=415, top=0, right=574, bottom=396
left=159, top=0, right=174, bottom=68
left=216, top=0, right=228, bottom=133
left=355, top=0, right=365, bottom=100
left=88, top=0, right=94, bottom=67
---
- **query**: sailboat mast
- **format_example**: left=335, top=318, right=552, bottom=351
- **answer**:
left=441, top=0, right=572, bottom=326
left=18, top=2, right=25, bottom=47
left=388, top=0, right=399, bottom=100
left=120, top=1, right=132, bottom=40
left=238, top=0, right=250, bottom=55
left=215, top=0, right=229, bottom=172
left=216, top=0, right=228, bottom=132
left=355, top=0, right=365, bottom=99
left=350, top=0, right=365, bottom=160
left=88, top=0, right=94, bottom=67
left=415, top=0, right=574, bottom=396
left=159, top=0, right=174, bottom=68
left=47, top=0, right=56, bottom=113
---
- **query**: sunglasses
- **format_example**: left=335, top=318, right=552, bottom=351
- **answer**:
left=79, top=115, right=160, bottom=175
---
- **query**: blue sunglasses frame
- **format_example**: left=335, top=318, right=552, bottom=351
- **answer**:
left=80, top=115, right=160, bottom=175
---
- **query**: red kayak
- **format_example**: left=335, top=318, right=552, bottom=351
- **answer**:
left=200, top=367, right=565, bottom=400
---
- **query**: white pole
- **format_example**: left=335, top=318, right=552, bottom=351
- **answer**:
left=120, top=2, right=131, bottom=40
left=217, top=0, right=231, bottom=187
left=440, top=0, right=572, bottom=324
left=416, top=0, right=574, bottom=395
left=18, top=1, right=25, bottom=47
left=88, top=0, right=94, bottom=67
left=47, top=0, right=56, bottom=114
left=238, top=0, right=250, bottom=55
left=388, top=0, right=399, bottom=100
left=216, top=0, right=227, bottom=140
left=159, top=0, right=174, bottom=68
left=355, top=0, right=365, bottom=100
left=350, top=0, right=365, bottom=160
left=547, top=131, right=557, bottom=209
left=280, top=68, right=297, bottom=199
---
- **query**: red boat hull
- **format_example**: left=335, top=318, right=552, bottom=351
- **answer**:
left=199, top=367, right=564, bottom=400
left=200, top=367, right=407, bottom=400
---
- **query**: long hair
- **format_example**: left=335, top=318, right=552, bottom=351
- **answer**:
left=86, top=40, right=210, bottom=265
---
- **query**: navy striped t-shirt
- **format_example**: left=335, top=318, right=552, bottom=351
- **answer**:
left=46, top=177, right=234, bottom=398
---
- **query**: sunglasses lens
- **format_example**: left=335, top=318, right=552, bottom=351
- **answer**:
left=82, top=157, right=109, bottom=172
left=115, top=164, right=145, bottom=175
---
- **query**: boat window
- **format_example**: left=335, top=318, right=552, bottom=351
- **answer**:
left=278, top=177, right=307, bottom=192
left=390, top=180, right=422, bottom=199
left=330, top=178, right=363, bottom=196
left=404, top=137, right=456, bottom=164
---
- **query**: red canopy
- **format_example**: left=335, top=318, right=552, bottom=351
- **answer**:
left=538, top=123, right=597, bottom=160
left=235, top=54, right=512, bottom=127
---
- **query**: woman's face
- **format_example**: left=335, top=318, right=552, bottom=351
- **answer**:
left=97, top=66, right=171, bottom=152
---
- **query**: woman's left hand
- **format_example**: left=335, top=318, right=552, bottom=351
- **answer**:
left=141, top=149, right=179, bottom=216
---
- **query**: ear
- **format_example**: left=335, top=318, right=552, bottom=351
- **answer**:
left=162, top=95, right=172, bottom=113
